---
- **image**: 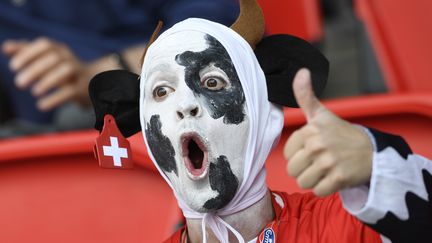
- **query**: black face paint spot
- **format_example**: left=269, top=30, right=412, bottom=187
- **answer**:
left=175, top=34, right=246, bottom=125
left=145, top=115, right=177, bottom=175
left=367, top=169, right=432, bottom=243
left=203, top=156, right=239, bottom=210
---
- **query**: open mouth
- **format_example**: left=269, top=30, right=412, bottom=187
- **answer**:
left=181, top=133, right=209, bottom=180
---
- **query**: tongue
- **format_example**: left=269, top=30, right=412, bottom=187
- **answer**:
left=188, top=139, right=203, bottom=169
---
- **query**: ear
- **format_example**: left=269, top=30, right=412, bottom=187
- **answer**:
left=254, top=34, right=329, bottom=107
left=88, top=70, right=141, bottom=138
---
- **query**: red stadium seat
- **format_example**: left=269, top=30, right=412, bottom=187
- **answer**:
left=1, top=93, right=431, bottom=241
left=258, top=0, right=323, bottom=42
left=0, top=132, right=181, bottom=243
left=355, top=0, right=432, bottom=92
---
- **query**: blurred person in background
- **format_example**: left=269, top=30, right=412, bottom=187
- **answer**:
left=0, top=0, right=238, bottom=137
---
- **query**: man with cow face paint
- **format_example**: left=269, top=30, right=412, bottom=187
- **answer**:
left=142, top=31, right=249, bottom=212
left=137, top=16, right=425, bottom=243
left=87, top=0, right=432, bottom=240
left=82, top=7, right=432, bottom=242
left=139, top=18, right=284, bottom=243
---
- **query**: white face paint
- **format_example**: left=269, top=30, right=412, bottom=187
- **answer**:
left=142, top=31, right=250, bottom=212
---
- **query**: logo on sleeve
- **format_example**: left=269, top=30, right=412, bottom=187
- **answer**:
left=260, top=228, right=275, bottom=243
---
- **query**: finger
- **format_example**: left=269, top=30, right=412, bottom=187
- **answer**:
left=32, top=62, right=75, bottom=96
left=313, top=171, right=343, bottom=197
left=10, top=37, right=54, bottom=71
left=284, top=124, right=319, bottom=160
left=37, top=84, right=75, bottom=111
left=2, top=40, right=27, bottom=56
left=284, top=129, right=306, bottom=160
left=296, top=158, right=329, bottom=189
left=293, top=68, right=324, bottom=121
left=287, top=148, right=314, bottom=177
left=15, top=52, right=60, bottom=89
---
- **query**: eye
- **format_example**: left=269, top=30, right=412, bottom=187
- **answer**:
left=152, top=86, right=174, bottom=100
left=202, top=77, right=226, bottom=90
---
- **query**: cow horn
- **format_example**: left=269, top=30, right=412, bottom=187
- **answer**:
left=230, top=0, right=265, bottom=49
left=140, top=21, right=164, bottom=67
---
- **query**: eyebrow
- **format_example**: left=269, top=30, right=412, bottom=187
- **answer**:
left=146, top=63, right=175, bottom=84
left=145, top=63, right=179, bottom=91
left=148, top=63, right=171, bottom=74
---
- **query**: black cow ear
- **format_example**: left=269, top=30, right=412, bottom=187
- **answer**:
left=254, top=34, right=329, bottom=107
left=88, top=70, right=141, bottom=138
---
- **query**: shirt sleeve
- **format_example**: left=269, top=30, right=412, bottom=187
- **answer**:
left=340, top=127, right=432, bottom=243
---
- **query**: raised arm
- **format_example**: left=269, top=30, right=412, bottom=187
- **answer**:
left=284, top=69, right=432, bottom=243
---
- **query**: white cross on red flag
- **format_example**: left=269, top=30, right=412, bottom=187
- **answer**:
left=94, top=114, right=133, bottom=169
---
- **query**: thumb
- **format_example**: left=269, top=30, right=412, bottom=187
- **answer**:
left=293, top=68, right=324, bottom=121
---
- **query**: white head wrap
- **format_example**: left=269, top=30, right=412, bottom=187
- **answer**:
left=139, top=18, right=284, bottom=243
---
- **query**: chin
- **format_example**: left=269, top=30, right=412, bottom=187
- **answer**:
left=185, top=194, right=234, bottom=213
left=169, top=127, right=243, bottom=213
left=178, top=183, right=221, bottom=212
left=174, top=165, right=239, bottom=213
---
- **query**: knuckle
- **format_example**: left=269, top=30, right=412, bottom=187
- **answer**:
left=297, top=177, right=310, bottom=189
left=54, top=52, right=65, bottom=63
left=283, top=141, right=292, bottom=158
left=50, top=49, right=60, bottom=57
left=306, top=124, right=320, bottom=136
left=306, top=138, right=325, bottom=154
left=58, top=44, right=71, bottom=56
left=326, top=151, right=336, bottom=160
left=313, top=140, right=325, bottom=153
left=319, top=158, right=334, bottom=171
left=47, top=51, right=61, bottom=63
left=287, top=163, right=298, bottom=177
left=287, top=163, right=295, bottom=177
left=36, top=37, right=51, bottom=47
left=313, top=187, right=325, bottom=197
left=332, top=171, right=347, bottom=187
left=61, top=62, right=74, bottom=72
left=325, top=152, right=337, bottom=165
left=290, top=130, right=301, bottom=141
left=314, top=186, right=332, bottom=197
left=298, top=179, right=307, bottom=189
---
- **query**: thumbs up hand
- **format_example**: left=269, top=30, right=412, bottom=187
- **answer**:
left=284, top=69, right=373, bottom=197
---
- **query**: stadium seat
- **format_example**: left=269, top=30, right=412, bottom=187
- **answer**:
left=258, top=0, right=323, bottom=42
left=0, top=131, right=181, bottom=243
left=1, top=93, right=431, bottom=241
left=355, top=0, right=432, bottom=92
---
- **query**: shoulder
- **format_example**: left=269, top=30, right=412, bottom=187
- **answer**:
left=273, top=190, right=341, bottom=217
left=272, top=191, right=381, bottom=242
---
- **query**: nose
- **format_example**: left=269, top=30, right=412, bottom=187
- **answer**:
left=176, top=96, right=201, bottom=120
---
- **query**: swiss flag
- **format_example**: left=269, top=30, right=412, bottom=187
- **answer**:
left=94, top=114, right=133, bottom=169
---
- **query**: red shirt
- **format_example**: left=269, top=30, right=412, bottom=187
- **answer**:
left=164, top=191, right=381, bottom=243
